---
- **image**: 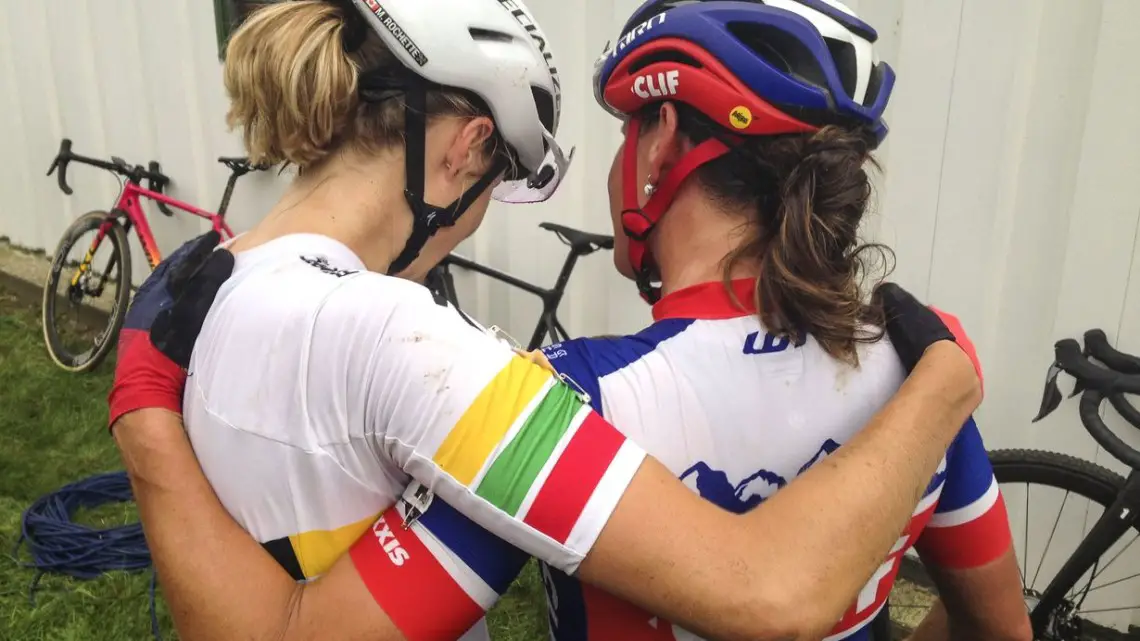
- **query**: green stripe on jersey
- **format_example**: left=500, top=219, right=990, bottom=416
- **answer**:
left=475, top=383, right=583, bottom=514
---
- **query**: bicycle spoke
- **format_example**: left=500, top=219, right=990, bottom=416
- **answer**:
left=1074, top=605, right=1140, bottom=614
left=1031, top=489, right=1069, bottom=590
left=1022, top=483, right=1030, bottom=589
left=1083, top=569, right=1140, bottom=595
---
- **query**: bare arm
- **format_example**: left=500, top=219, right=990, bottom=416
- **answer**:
left=581, top=341, right=980, bottom=640
left=906, top=549, right=1031, bottom=641
left=115, top=410, right=405, bottom=641
left=115, top=340, right=978, bottom=641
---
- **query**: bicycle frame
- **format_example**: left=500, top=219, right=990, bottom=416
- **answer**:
left=72, top=181, right=235, bottom=291
left=111, top=181, right=234, bottom=270
left=1029, top=466, right=1140, bottom=633
left=1007, top=334, right=1140, bottom=638
left=439, top=253, right=573, bottom=350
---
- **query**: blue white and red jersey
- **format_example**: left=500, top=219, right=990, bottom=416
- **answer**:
left=361, top=278, right=1012, bottom=640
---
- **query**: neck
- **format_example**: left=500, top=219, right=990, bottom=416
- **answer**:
left=652, top=188, right=759, bottom=297
left=234, top=151, right=412, bottom=273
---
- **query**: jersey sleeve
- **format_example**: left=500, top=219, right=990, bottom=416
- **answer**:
left=540, top=338, right=606, bottom=414
left=348, top=482, right=529, bottom=640
left=333, top=277, right=647, bottom=575
left=914, top=417, right=1012, bottom=568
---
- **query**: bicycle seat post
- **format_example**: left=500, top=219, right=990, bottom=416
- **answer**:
left=549, top=247, right=584, bottom=308
left=217, top=169, right=245, bottom=218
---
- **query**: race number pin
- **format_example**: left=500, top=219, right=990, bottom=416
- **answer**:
left=487, top=325, right=522, bottom=351
left=401, top=483, right=435, bottom=530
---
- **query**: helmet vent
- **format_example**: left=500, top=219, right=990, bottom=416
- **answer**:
left=727, top=22, right=830, bottom=93
left=862, top=62, right=885, bottom=107
left=469, top=27, right=514, bottom=43
left=823, top=37, right=857, bottom=98
left=627, top=49, right=703, bottom=74
left=532, top=87, right=556, bottom=132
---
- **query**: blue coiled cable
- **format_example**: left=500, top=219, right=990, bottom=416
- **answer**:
left=15, top=471, right=161, bottom=640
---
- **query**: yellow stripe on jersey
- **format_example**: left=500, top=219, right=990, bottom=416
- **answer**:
left=433, top=357, right=554, bottom=485
left=290, top=513, right=378, bottom=578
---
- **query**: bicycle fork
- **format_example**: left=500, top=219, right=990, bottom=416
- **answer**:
left=1031, top=469, right=1140, bottom=635
left=67, top=219, right=119, bottom=297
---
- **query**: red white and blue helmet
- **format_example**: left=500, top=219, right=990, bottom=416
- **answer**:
left=592, top=0, right=894, bottom=301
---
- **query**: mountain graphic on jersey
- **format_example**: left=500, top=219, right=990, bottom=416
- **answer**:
left=680, top=439, right=841, bottom=513
left=798, top=439, right=841, bottom=475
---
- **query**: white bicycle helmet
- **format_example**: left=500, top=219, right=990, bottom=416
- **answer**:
left=343, top=0, right=573, bottom=271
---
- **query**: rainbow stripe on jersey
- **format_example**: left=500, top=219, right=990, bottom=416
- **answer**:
left=431, top=358, right=635, bottom=545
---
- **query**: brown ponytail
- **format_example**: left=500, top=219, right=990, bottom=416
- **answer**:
left=737, top=127, right=892, bottom=366
left=640, top=105, right=893, bottom=365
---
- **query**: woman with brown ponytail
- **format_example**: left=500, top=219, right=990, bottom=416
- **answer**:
left=511, top=0, right=1031, bottom=639
left=105, top=1, right=1015, bottom=640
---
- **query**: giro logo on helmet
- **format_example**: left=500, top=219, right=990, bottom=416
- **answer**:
left=612, top=13, right=667, bottom=59
left=632, top=70, right=680, bottom=100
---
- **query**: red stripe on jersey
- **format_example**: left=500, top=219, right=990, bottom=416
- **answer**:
left=523, top=411, right=625, bottom=544
left=350, top=507, right=484, bottom=640
left=916, top=491, right=1012, bottom=569
left=108, top=328, right=187, bottom=427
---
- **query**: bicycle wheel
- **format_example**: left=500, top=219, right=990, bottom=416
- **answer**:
left=890, top=449, right=1140, bottom=640
left=41, top=210, right=132, bottom=372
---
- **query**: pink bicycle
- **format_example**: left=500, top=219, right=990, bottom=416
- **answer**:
left=42, top=138, right=266, bottom=372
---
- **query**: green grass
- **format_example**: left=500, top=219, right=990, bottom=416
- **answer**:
left=0, top=279, right=547, bottom=640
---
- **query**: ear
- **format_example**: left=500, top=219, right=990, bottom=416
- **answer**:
left=645, top=102, right=685, bottom=184
left=446, top=116, right=496, bottom=178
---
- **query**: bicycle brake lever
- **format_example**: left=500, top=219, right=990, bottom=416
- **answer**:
left=1070, top=340, right=1093, bottom=398
left=1032, top=362, right=1064, bottom=423
left=1069, top=379, right=1086, bottom=398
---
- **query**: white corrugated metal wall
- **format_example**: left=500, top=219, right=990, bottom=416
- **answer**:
left=4, top=0, right=1140, bottom=630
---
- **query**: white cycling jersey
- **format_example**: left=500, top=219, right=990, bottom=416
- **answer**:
left=181, top=233, right=646, bottom=639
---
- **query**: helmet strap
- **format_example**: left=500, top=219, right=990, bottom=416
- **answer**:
left=619, top=116, right=731, bottom=303
left=386, top=81, right=505, bottom=275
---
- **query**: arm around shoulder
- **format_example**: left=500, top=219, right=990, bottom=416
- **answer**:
left=576, top=342, right=983, bottom=641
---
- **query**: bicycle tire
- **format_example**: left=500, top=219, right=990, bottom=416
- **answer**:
left=41, top=210, right=132, bottom=373
left=893, top=449, right=1133, bottom=640
left=989, top=448, right=1126, bottom=503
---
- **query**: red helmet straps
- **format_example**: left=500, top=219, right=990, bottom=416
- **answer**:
left=605, top=37, right=816, bottom=302
left=619, top=117, right=730, bottom=302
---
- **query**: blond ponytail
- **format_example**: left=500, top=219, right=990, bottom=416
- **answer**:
left=223, top=1, right=361, bottom=167
left=222, top=1, right=499, bottom=171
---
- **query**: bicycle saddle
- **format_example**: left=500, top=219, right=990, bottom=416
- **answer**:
left=217, top=157, right=253, bottom=172
left=539, top=222, right=615, bottom=252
